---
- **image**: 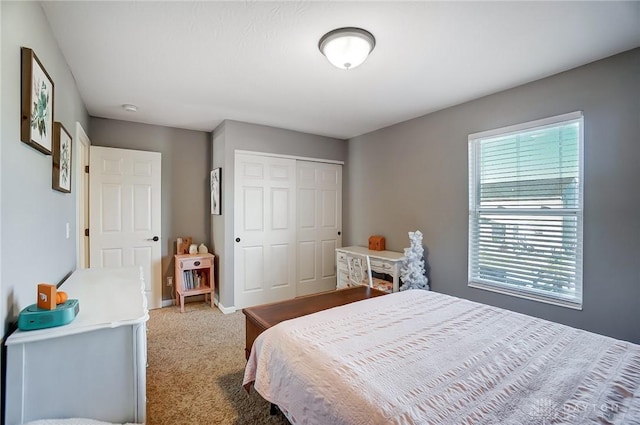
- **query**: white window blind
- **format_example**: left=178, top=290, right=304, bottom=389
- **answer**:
left=468, top=112, right=584, bottom=309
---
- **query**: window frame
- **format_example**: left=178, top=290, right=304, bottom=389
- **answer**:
left=468, top=111, right=584, bottom=309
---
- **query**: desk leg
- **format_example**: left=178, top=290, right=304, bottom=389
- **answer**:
left=393, top=264, right=400, bottom=292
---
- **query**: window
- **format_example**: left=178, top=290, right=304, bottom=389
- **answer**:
left=468, top=112, right=583, bottom=309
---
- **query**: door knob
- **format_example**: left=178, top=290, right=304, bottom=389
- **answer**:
left=147, top=236, right=159, bottom=242
left=236, top=237, right=241, bottom=242
left=338, top=231, right=341, bottom=235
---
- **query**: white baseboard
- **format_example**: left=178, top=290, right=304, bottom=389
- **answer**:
left=161, top=296, right=236, bottom=314
left=217, top=302, right=237, bottom=314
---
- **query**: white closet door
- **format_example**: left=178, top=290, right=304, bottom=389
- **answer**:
left=234, top=153, right=297, bottom=309
left=296, top=161, right=342, bottom=296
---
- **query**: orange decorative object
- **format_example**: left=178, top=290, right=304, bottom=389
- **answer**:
left=56, top=291, right=68, bottom=304
left=176, top=237, right=193, bottom=255
left=37, top=283, right=57, bottom=310
left=368, top=235, right=386, bottom=251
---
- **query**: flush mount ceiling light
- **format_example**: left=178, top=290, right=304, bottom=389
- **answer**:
left=122, top=104, right=138, bottom=112
left=318, top=27, right=376, bottom=70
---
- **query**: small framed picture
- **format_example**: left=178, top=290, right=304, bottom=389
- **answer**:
left=52, top=122, right=72, bottom=193
left=211, top=168, right=221, bottom=215
left=21, top=47, right=55, bottom=155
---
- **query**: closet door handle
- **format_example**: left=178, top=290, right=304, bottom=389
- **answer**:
left=147, top=236, right=159, bottom=242
left=338, top=231, right=341, bottom=236
left=236, top=238, right=241, bottom=243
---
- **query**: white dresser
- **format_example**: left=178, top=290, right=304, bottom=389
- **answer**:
left=336, top=246, right=406, bottom=292
left=5, top=267, right=149, bottom=425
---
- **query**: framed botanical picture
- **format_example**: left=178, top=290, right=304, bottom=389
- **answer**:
left=21, top=47, right=55, bottom=155
left=52, top=122, right=72, bottom=193
left=211, top=168, right=221, bottom=215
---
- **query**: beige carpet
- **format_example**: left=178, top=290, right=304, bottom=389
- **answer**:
left=146, top=302, right=289, bottom=425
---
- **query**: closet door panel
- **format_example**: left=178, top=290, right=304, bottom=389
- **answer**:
left=234, top=153, right=296, bottom=309
left=296, top=161, right=342, bottom=296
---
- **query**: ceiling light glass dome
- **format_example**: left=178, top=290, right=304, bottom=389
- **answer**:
left=319, top=27, right=376, bottom=70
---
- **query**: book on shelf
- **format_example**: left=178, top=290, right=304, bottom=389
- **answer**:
left=183, top=269, right=209, bottom=290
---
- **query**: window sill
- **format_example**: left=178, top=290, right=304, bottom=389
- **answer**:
left=468, top=280, right=583, bottom=310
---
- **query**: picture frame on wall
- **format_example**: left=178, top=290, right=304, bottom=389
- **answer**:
left=52, top=122, right=72, bottom=193
left=211, top=168, right=221, bottom=215
left=21, top=47, right=55, bottom=155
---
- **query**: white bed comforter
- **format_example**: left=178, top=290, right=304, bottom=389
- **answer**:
left=243, top=289, right=640, bottom=425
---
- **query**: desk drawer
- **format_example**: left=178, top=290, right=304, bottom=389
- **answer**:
left=370, top=259, right=394, bottom=273
left=337, top=260, right=348, bottom=273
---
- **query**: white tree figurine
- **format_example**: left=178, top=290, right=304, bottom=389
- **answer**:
left=400, top=230, right=430, bottom=291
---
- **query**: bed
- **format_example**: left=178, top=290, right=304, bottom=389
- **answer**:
left=243, top=289, right=640, bottom=424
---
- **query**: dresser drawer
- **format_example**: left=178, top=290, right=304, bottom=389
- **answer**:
left=178, top=256, right=213, bottom=270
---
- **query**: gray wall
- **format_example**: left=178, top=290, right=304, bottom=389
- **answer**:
left=211, top=123, right=226, bottom=307
left=1, top=2, right=89, bottom=335
left=346, top=48, right=640, bottom=343
left=212, top=120, right=347, bottom=309
left=90, top=118, right=210, bottom=301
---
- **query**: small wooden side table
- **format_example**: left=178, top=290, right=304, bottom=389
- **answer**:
left=174, top=253, right=215, bottom=313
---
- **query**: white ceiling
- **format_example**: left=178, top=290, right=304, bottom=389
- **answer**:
left=42, top=1, right=640, bottom=140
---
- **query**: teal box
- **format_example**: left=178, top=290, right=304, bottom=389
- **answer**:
left=17, top=299, right=79, bottom=331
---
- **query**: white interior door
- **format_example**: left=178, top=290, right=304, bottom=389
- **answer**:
left=296, top=161, right=342, bottom=296
left=234, top=153, right=296, bottom=309
left=89, top=146, right=162, bottom=309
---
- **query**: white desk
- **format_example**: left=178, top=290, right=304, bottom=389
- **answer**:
left=336, top=246, right=406, bottom=292
left=5, top=267, right=148, bottom=425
